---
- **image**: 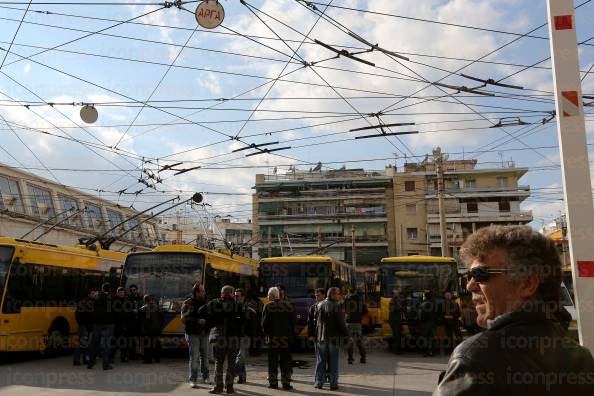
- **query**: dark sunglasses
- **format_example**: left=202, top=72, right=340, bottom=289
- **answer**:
left=468, top=267, right=512, bottom=283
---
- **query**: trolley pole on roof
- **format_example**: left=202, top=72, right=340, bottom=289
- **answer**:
left=547, top=0, right=594, bottom=352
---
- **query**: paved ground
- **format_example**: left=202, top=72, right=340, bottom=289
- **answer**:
left=0, top=347, right=448, bottom=396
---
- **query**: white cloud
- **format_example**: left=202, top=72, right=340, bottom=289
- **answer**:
left=23, top=63, right=31, bottom=74
left=197, top=73, right=222, bottom=96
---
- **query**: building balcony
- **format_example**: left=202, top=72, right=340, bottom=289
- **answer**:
left=257, top=192, right=387, bottom=202
left=258, top=215, right=388, bottom=226
left=427, top=210, right=533, bottom=223
left=425, top=185, right=530, bottom=198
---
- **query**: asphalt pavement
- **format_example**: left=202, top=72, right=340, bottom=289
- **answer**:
left=0, top=346, right=448, bottom=396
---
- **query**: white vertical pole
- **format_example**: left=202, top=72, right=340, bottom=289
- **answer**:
left=547, top=0, right=594, bottom=351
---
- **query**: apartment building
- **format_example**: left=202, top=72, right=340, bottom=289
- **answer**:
left=214, top=218, right=253, bottom=257
left=252, top=168, right=395, bottom=265
left=0, top=163, right=158, bottom=251
left=157, top=215, right=253, bottom=257
left=393, top=158, right=533, bottom=258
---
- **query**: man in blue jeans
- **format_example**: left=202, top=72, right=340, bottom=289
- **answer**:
left=314, top=287, right=351, bottom=390
left=181, top=283, right=209, bottom=388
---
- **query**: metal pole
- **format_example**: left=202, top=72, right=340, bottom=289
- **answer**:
left=351, top=225, right=357, bottom=271
left=547, top=0, right=594, bottom=351
left=434, top=147, right=449, bottom=257
left=277, top=234, right=284, bottom=256
left=267, top=226, right=272, bottom=258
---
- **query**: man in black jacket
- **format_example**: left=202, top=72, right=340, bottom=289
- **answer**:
left=314, top=287, right=350, bottom=390
left=262, top=286, right=296, bottom=390
left=388, top=290, right=404, bottom=353
left=441, top=291, right=461, bottom=352
left=418, top=290, right=438, bottom=357
left=434, top=225, right=594, bottom=395
left=234, top=288, right=256, bottom=384
left=138, top=294, right=164, bottom=364
left=111, top=287, right=135, bottom=363
left=181, top=283, right=209, bottom=387
left=127, top=284, right=143, bottom=360
left=87, top=283, right=115, bottom=370
left=73, top=289, right=94, bottom=366
left=344, top=288, right=368, bottom=364
left=204, top=285, right=245, bottom=394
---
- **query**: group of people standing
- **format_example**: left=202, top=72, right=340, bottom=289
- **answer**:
left=73, top=283, right=163, bottom=370
left=181, top=283, right=367, bottom=393
left=388, top=289, right=462, bottom=357
left=181, top=282, right=289, bottom=394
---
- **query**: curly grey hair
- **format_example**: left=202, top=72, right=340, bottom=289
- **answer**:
left=460, top=225, right=561, bottom=302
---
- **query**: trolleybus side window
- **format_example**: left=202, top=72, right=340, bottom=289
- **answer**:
left=0, top=246, right=14, bottom=302
left=3, top=261, right=108, bottom=313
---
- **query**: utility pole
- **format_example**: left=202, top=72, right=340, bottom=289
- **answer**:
left=433, top=147, right=449, bottom=257
left=317, top=226, right=322, bottom=250
left=267, top=227, right=272, bottom=258
left=547, top=0, right=594, bottom=351
left=351, top=225, right=357, bottom=271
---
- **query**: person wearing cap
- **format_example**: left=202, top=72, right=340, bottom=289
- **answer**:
left=181, top=283, right=210, bottom=388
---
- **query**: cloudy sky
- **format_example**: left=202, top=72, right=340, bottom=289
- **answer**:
left=0, top=0, right=593, bottom=228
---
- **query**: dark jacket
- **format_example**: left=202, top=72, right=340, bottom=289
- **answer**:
left=389, top=296, right=404, bottom=324
left=434, top=307, right=594, bottom=396
left=441, top=298, right=461, bottom=325
left=243, top=304, right=258, bottom=338
left=262, top=299, right=296, bottom=347
left=75, top=296, right=94, bottom=330
left=181, top=296, right=207, bottom=335
left=91, top=291, right=114, bottom=325
left=343, top=292, right=368, bottom=324
left=112, top=295, right=136, bottom=332
left=138, top=302, right=164, bottom=336
left=315, top=298, right=348, bottom=342
left=307, top=302, right=319, bottom=338
left=418, top=297, right=439, bottom=324
left=204, top=298, right=246, bottom=340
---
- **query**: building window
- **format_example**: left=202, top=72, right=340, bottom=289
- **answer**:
left=0, top=175, right=25, bottom=213
left=404, top=181, right=415, bottom=192
left=467, top=201, right=478, bottom=213
left=497, top=177, right=509, bottom=188
left=406, top=227, right=418, bottom=240
left=499, top=200, right=511, bottom=212
left=106, top=209, right=123, bottom=235
left=27, top=184, right=55, bottom=219
left=84, top=202, right=104, bottom=231
left=58, top=195, right=82, bottom=227
left=406, top=203, right=416, bottom=216
left=465, top=178, right=476, bottom=188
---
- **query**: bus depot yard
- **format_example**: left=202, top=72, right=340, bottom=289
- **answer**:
left=0, top=347, right=446, bottom=396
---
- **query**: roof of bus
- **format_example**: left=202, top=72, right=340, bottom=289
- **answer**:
left=0, top=237, right=126, bottom=259
left=381, top=255, right=457, bottom=263
left=129, top=244, right=258, bottom=266
left=260, top=256, right=334, bottom=263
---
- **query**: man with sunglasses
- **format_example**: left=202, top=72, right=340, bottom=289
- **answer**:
left=434, top=225, right=594, bottom=395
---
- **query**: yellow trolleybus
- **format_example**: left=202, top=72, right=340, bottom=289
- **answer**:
left=257, top=256, right=355, bottom=339
left=355, top=267, right=380, bottom=331
left=0, top=237, right=125, bottom=353
left=379, top=256, right=458, bottom=343
left=122, top=245, right=258, bottom=346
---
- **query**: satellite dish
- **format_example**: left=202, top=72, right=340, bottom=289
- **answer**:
left=80, top=105, right=98, bottom=124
